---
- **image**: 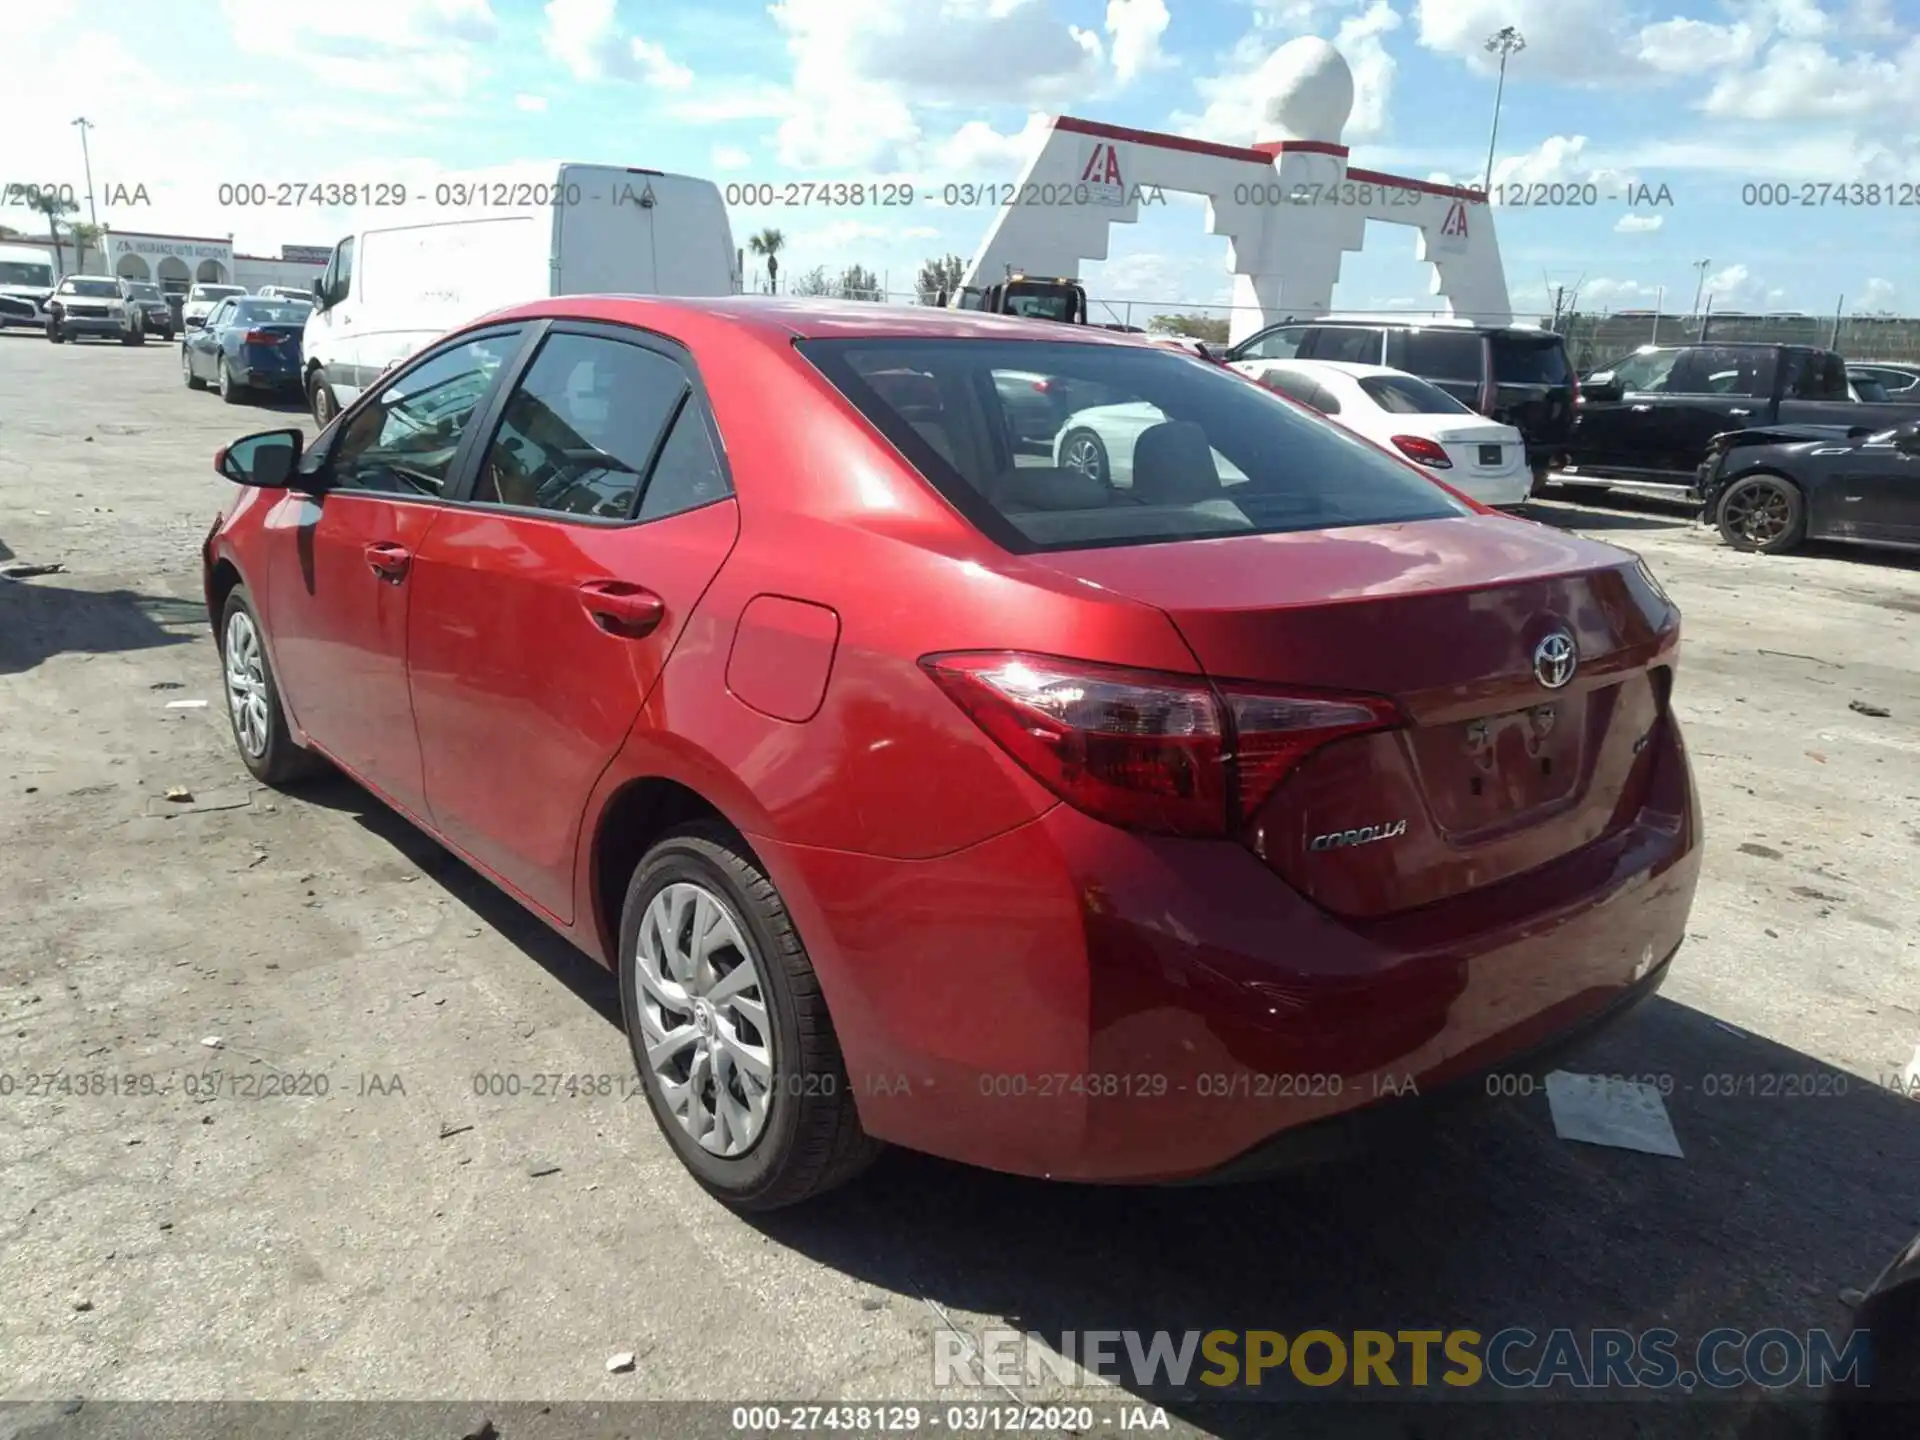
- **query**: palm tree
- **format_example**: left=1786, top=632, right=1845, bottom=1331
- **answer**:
left=27, top=190, right=79, bottom=278
left=71, top=222, right=105, bottom=276
left=748, top=228, right=784, bottom=293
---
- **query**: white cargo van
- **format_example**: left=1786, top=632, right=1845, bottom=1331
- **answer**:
left=301, top=161, right=737, bottom=425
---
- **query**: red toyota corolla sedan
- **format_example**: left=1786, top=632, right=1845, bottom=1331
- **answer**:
left=202, top=297, right=1701, bottom=1210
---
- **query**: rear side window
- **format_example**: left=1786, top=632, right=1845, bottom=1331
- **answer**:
left=799, top=338, right=1467, bottom=554
left=1395, top=330, right=1483, bottom=381
left=1360, top=374, right=1474, bottom=415
left=1307, top=328, right=1385, bottom=364
left=1784, top=351, right=1848, bottom=400
left=1490, top=335, right=1572, bottom=386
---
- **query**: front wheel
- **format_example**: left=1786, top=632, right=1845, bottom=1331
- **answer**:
left=218, top=585, right=324, bottom=786
left=1059, top=427, right=1112, bottom=487
left=619, top=824, right=880, bottom=1211
left=181, top=347, right=205, bottom=389
left=1717, top=473, right=1806, bottom=554
left=309, top=368, right=338, bottom=426
left=122, top=329, right=145, bottom=346
left=46, top=323, right=64, bottom=344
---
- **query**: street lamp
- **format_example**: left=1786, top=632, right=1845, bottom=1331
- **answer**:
left=1690, top=258, right=1711, bottom=316
left=71, top=117, right=98, bottom=228
left=1481, top=27, right=1526, bottom=196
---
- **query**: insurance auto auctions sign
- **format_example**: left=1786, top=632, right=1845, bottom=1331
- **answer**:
left=110, top=235, right=231, bottom=262
left=1080, top=143, right=1128, bottom=206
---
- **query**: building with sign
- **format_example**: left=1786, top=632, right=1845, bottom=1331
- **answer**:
left=81, top=230, right=327, bottom=295
left=233, top=245, right=328, bottom=293
left=959, top=37, right=1512, bottom=344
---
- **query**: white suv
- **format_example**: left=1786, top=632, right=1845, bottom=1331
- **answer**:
left=45, top=275, right=144, bottom=345
left=182, top=283, right=247, bottom=330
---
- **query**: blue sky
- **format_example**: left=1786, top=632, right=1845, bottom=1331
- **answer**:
left=5, top=0, right=1915, bottom=322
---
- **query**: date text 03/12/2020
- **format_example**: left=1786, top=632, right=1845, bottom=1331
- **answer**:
left=724, top=181, right=1171, bottom=208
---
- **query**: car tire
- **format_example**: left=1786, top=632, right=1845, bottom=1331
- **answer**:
left=122, top=330, right=144, bottom=346
left=309, top=368, right=338, bottom=427
left=218, top=361, right=247, bottom=405
left=47, top=323, right=64, bottom=344
left=1717, top=473, right=1806, bottom=554
left=619, top=822, right=880, bottom=1211
left=182, top=346, right=205, bottom=390
left=217, top=585, right=324, bottom=787
left=1059, top=426, right=1112, bottom=487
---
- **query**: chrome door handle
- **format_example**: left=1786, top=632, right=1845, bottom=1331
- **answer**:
left=1728, top=408, right=1751, bottom=416
left=1630, top=404, right=1653, bottom=413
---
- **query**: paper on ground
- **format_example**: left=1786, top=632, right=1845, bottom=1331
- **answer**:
left=1545, top=1070, right=1684, bottom=1157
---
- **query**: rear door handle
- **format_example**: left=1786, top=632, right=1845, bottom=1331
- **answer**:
left=577, top=580, right=665, bottom=638
left=1727, top=407, right=1751, bottom=416
left=1630, top=404, right=1653, bottom=413
left=364, top=542, right=411, bottom=581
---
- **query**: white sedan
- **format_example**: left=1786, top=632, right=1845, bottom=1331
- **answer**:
left=1052, top=403, right=1248, bottom=487
left=1228, top=359, right=1533, bottom=507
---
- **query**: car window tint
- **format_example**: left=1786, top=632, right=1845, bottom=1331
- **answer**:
left=1607, top=350, right=1681, bottom=393
left=1677, top=346, right=1774, bottom=397
left=1397, top=330, right=1483, bottom=381
left=1490, top=335, right=1572, bottom=386
left=1360, top=374, right=1474, bottom=415
left=1237, top=326, right=1308, bottom=361
left=1309, top=328, right=1385, bottom=364
left=639, top=403, right=731, bottom=520
left=331, top=331, right=521, bottom=498
left=470, top=333, right=686, bottom=518
left=802, top=338, right=1465, bottom=553
left=1258, top=368, right=1324, bottom=410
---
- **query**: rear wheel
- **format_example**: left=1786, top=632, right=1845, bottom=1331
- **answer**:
left=309, top=368, right=338, bottom=426
left=218, top=585, right=323, bottom=786
left=1717, top=473, right=1806, bottom=554
left=619, top=824, right=879, bottom=1211
left=218, top=361, right=247, bottom=404
left=1059, top=427, right=1111, bottom=487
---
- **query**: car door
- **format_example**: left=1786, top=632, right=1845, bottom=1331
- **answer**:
left=1661, top=345, right=1781, bottom=475
left=259, top=325, right=529, bottom=817
left=1302, top=327, right=1387, bottom=365
left=405, top=323, right=741, bottom=921
left=189, top=300, right=232, bottom=379
left=1226, top=324, right=1310, bottom=364
left=1569, top=347, right=1684, bottom=471
left=1841, top=423, right=1920, bottom=544
left=305, top=237, right=358, bottom=401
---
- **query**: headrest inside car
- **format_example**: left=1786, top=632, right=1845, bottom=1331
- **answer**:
left=992, top=467, right=1111, bottom=512
left=1130, top=422, right=1221, bottom=505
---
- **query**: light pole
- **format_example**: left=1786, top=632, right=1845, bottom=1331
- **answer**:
left=1481, top=27, right=1526, bottom=196
left=71, top=117, right=98, bottom=227
left=1690, top=258, right=1711, bottom=316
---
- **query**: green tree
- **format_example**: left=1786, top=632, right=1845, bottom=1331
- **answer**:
left=26, top=189, right=79, bottom=278
left=916, top=253, right=966, bottom=304
left=789, top=265, right=833, bottom=297
left=71, top=222, right=105, bottom=275
left=838, top=264, right=880, bottom=301
left=1149, top=313, right=1230, bottom=344
left=747, top=228, right=785, bottom=293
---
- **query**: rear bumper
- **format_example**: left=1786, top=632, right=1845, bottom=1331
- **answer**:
left=756, top=716, right=1703, bottom=1183
left=236, top=353, right=304, bottom=387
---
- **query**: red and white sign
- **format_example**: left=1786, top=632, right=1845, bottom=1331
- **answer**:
left=1081, top=143, right=1126, bottom=205
left=1436, top=198, right=1471, bottom=251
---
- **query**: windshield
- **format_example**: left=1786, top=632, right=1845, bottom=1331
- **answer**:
left=194, top=286, right=245, bottom=300
left=800, top=338, right=1467, bottom=554
left=128, top=283, right=162, bottom=300
left=1003, top=287, right=1077, bottom=321
left=0, top=261, right=54, bottom=287
left=1359, top=373, right=1474, bottom=415
left=60, top=278, right=123, bottom=298
left=231, top=300, right=312, bottom=325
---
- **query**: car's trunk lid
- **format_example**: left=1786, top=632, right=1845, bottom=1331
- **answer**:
left=1034, top=515, right=1677, bottom=917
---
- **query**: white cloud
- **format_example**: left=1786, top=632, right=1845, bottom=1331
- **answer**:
left=1487, top=134, right=1637, bottom=197
left=515, top=93, right=548, bottom=112
left=1411, top=0, right=1635, bottom=82
left=711, top=145, right=752, bottom=171
left=542, top=0, right=691, bottom=87
left=1335, top=2, right=1402, bottom=139
left=932, top=113, right=1054, bottom=175
left=1635, top=18, right=1764, bottom=73
left=1108, top=0, right=1171, bottom=83
left=1700, top=262, right=1773, bottom=310
left=1615, top=212, right=1665, bottom=232
left=1699, top=38, right=1920, bottom=121
left=1856, top=276, right=1898, bottom=310
left=221, top=0, right=498, bottom=93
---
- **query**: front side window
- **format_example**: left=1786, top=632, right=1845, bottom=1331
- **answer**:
left=1676, top=346, right=1775, bottom=397
left=1606, top=349, right=1681, bottom=393
left=801, top=338, right=1468, bottom=553
left=329, top=330, right=522, bottom=497
left=332, top=239, right=354, bottom=307
left=1234, top=325, right=1308, bottom=362
left=1308, top=328, right=1386, bottom=364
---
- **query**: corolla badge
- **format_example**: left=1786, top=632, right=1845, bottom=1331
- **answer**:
left=1532, top=629, right=1578, bottom=689
left=1308, top=820, right=1408, bottom=852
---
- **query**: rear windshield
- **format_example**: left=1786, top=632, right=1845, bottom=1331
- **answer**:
left=799, top=338, right=1468, bottom=554
left=1491, top=334, right=1573, bottom=386
left=1359, top=373, right=1474, bottom=415
left=232, top=300, right=311, bottom=324
left=195, top=286, right=245, bottom=299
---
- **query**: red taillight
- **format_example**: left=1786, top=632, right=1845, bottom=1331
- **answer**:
left=1031, top=378, right=1052, bottom=393
left=921, top=652, right=1399, bottom=837
left=243, top=329, right=285, bottom=345
left=1391, top=434, right=1453, bottom=468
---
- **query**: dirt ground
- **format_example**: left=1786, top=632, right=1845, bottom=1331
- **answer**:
left=2, top=335, right=1917, bottom=1437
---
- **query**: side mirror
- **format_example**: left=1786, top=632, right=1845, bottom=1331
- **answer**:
left=1583, top=377, right=1624, bottom=403
left=215, top=429, right=305, bottom=490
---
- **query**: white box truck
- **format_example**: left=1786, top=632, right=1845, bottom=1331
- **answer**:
left=0, top=242, right=59, bottom=330
left=301, top=161, right=737, bottom=424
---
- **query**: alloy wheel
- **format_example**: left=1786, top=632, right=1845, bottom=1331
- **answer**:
left=633, top=881, right=775, bottom=1156
left=1725, top=482, right=1790, bottom=545
left=1062, top=433, right=1107, bottom=485
left=223, top=609, right=271, bottom=758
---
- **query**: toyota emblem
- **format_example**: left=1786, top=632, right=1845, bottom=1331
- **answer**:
left=1532, top=630, right=1577, bottom=689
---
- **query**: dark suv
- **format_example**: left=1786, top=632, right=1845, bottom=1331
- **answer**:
left=1226, top=319, right=1577, bottom=487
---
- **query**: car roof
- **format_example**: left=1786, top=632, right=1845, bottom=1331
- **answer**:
left=479, top=294, right=1151, bottom=348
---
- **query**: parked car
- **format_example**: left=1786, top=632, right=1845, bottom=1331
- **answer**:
left=1232, top=360, right=1532, bottom=507
left=1224, top=317, right=1576, bottom=489
left=203, top=297, right=1699, bottom=1211
left=44, top=275, right=144, bottom=344
left=1693, top=418, right=1920, bottom=554
left=182, top=283, right=248, bottom=331
left=125, top=280, right=174, bottom=340
left=1824, top=1228, right=1920, bottom=1438
left=182, top=296, right=312, bottom=403
left=1847, top=361, right=1920, bottom=398
left=303, top=161, right=734, bottom=427
left=0, top=241, right=58, bottom=329
left=255, top=284, right=316, bottom=302
left=1561, top=344, right=1920, bottom=492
